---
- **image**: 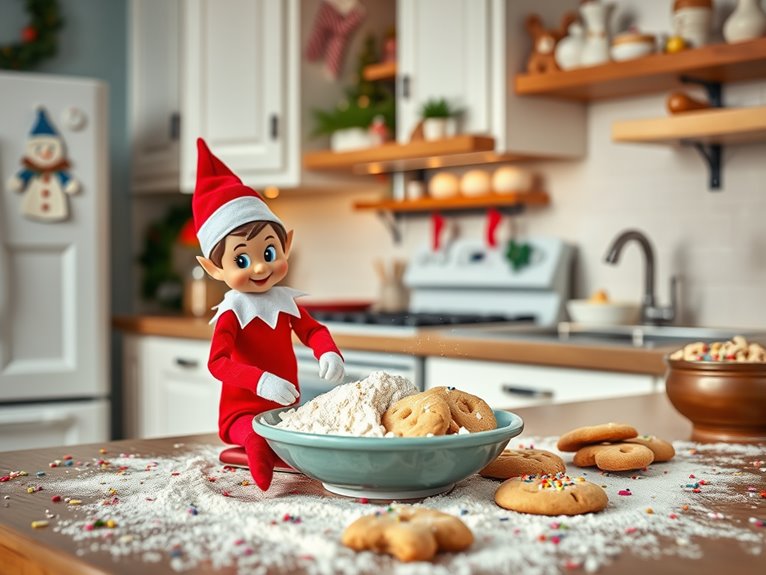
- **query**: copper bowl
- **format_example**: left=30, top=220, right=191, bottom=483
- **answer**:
left=665, top=358, right=766, bottom=443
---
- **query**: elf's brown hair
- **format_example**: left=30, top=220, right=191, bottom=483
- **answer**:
left=208, top=221, right=288, bottom=268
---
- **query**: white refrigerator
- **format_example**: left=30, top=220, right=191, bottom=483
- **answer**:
left=0, top=72, right=110, bottom=450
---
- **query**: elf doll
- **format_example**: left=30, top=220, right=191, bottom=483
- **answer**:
left=193, top=139, right=345, bottom=490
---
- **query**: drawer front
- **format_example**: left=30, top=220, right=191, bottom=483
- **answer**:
left=425, top=358, right=655, bottom=410
left=147, top=337, right=212, bottom=382
left=135, top=337, right=219, bottom=438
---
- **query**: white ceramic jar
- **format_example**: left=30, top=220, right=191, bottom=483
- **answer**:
left=555, top=22, right=586, bottom=70
left=723, top=0, right=766, bottom=43
left=580, top=0, right=613, bottom=66
left=672, top=0, right=713, bottom=48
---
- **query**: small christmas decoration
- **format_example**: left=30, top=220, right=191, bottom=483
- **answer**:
left=305, top=0, right=366, bottom=79
left=6, top=107, right=80, bottom=223
left=0, top=0, right=63, bottom=71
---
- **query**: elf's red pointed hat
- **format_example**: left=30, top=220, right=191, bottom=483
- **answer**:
left=193, top=138, right=282, bottom=257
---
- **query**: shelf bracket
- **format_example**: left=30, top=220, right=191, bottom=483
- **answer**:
left=679, top=76, right=723, bottom=108
left=678, top=77, right=723, bottom=190
left=684, top=140, right=722, bottom=190
left=376, top=210, right=402, bottom=243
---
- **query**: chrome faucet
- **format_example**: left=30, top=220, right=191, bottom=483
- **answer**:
left=604, top=230, right=677, bottom=325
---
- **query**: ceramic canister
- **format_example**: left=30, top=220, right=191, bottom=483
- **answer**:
left=672, top=0, right=713, bottom=47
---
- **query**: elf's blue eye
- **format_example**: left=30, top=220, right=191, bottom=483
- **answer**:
left=264, top=245, right=277, bottom=263
left=235, top=254, right=251, bottom=269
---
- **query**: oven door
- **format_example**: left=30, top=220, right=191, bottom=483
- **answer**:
left=294, top=346, right=422, bottom=404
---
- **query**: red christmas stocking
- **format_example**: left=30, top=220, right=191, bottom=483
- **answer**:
left=305, top=0, right=366, bottom=78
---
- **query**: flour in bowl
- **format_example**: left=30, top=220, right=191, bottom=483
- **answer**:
left=274, top=371, right=417, bottom=436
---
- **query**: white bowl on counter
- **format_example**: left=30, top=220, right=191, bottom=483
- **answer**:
left=566, top=299, right=641, bottom=326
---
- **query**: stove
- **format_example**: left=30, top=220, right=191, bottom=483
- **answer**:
left=313, top=237, right=573, bottom=337
left=310, top=310, right=536, bottom=336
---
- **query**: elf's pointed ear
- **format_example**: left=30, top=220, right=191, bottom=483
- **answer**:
left=284, top=229, right=294, bottom=257
left=197, top=256, right=224, bottom=281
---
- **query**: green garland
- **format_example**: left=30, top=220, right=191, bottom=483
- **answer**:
left=0, top=0, right=63, bottom=71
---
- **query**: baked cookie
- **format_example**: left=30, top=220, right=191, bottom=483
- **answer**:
left=342, top=507, right=474, bottom=562
left=593, top=443, right=654, bottom=472
left=625, top=435, right=675, bottom=462
left=382, top=392, right=451, bottom=437
left=480, top=449, right=566, bottom=480
left=494, top=473, right=608, bottom=516
left=425, top=387, right=496, bottom=433
left=572, top=443, right=609, bottom=468
left=556, top=423, right=638, bottom=452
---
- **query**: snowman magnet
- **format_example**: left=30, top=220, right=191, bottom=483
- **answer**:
left=6, top=107, right=80, bottom=223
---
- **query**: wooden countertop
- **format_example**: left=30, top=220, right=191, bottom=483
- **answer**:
left=0, top=394, right=762, bottom=575
left=113, top=315, right=671, bottom=376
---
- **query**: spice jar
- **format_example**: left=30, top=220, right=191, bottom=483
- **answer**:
left=672, top=0, right=713, bottom=47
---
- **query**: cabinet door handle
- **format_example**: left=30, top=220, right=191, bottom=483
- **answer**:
left=401, top=75, right=410, bottom=99
left=270, top=114, right=279, bottom=140
left=175, top=358, right=199, bottom=369
left=170, top=112, right=181, bottom=141
left=502, top=385, right=554, bottom=399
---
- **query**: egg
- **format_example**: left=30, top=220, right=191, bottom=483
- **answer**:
left=460, top=169, right=491, bottom=197
left=492, top=166, right=534, bottom=194
left=428, top=172, right=460, bottom=199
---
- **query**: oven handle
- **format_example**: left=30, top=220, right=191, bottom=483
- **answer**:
left=502, top=384, right=554, bottom=399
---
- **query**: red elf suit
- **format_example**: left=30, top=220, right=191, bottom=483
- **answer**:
left=193, top=139, right=344, bottom=490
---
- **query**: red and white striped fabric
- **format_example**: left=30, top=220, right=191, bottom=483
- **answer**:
left=305, top=0, right=366, bottom=79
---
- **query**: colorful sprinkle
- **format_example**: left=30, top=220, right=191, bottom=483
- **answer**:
left=618, top=489, right=632, bottom=496
left=31, top=520, right=49, bottom=529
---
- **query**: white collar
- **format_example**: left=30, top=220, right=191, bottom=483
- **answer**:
left=210, top=287, right=306, bottom=329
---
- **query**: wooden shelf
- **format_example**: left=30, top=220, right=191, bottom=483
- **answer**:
left=362, top=61, right=397, bottom=81
left=515, top=38, right=766, bottom=101
left=354, top=191, right=550, bottom=214
left=612, top=106, right=766, bottom=145
left=303, top=135, right=498, bottom=173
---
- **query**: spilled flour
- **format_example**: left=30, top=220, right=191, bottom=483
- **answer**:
left=2, top=439, right=764, bottom=574
left=275, top=371, right=417, bottom=436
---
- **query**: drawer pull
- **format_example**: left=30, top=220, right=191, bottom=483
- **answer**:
left=502, top=385, right=554, bottom=399
left=175, top=358, right=199, bottom=369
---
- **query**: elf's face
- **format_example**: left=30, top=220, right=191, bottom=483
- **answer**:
left=199, top=224, right=293, bottom=293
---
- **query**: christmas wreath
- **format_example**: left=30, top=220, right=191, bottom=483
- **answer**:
left=0, top=0, right=63, bottom=71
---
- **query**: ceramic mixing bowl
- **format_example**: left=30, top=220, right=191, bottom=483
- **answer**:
left=665, top=357, right=766, bottom=443
left=566, top=299, right=640, bottom=326
left=253, top=409, right=524, bottom=499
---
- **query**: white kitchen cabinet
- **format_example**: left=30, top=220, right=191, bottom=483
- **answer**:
left=180, top=0, right=297, bottom=191
left=397, top=0, right=492, bottom=140
left=129, top=0, right=299, bottom=192
left=426, top=357, right=658, bottom=410
left=129, top=0, right=181, bottom=193
left=123, top=335, right=220, bottom=438
left=396, top=0, right=586, bottom=158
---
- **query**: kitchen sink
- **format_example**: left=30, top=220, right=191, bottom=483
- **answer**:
left=447, top=322, right=766, bottom=349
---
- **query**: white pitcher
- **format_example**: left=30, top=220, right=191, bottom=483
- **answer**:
left=723, top=0, right=766, bottom=43
left=580, top=0, right=613, bottom=67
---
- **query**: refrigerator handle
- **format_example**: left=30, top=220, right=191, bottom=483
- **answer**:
left=0, top=194, right=7, bottom=319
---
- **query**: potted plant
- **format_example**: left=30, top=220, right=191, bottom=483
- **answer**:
left=420, top=98, right=456, bottom=141
left=311, top=98, right=394, bottom=152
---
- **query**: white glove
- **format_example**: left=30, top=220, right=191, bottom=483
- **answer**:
left=256, top=372, right=299, bottom=405
left=319, top=352, right=345, bottom=383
